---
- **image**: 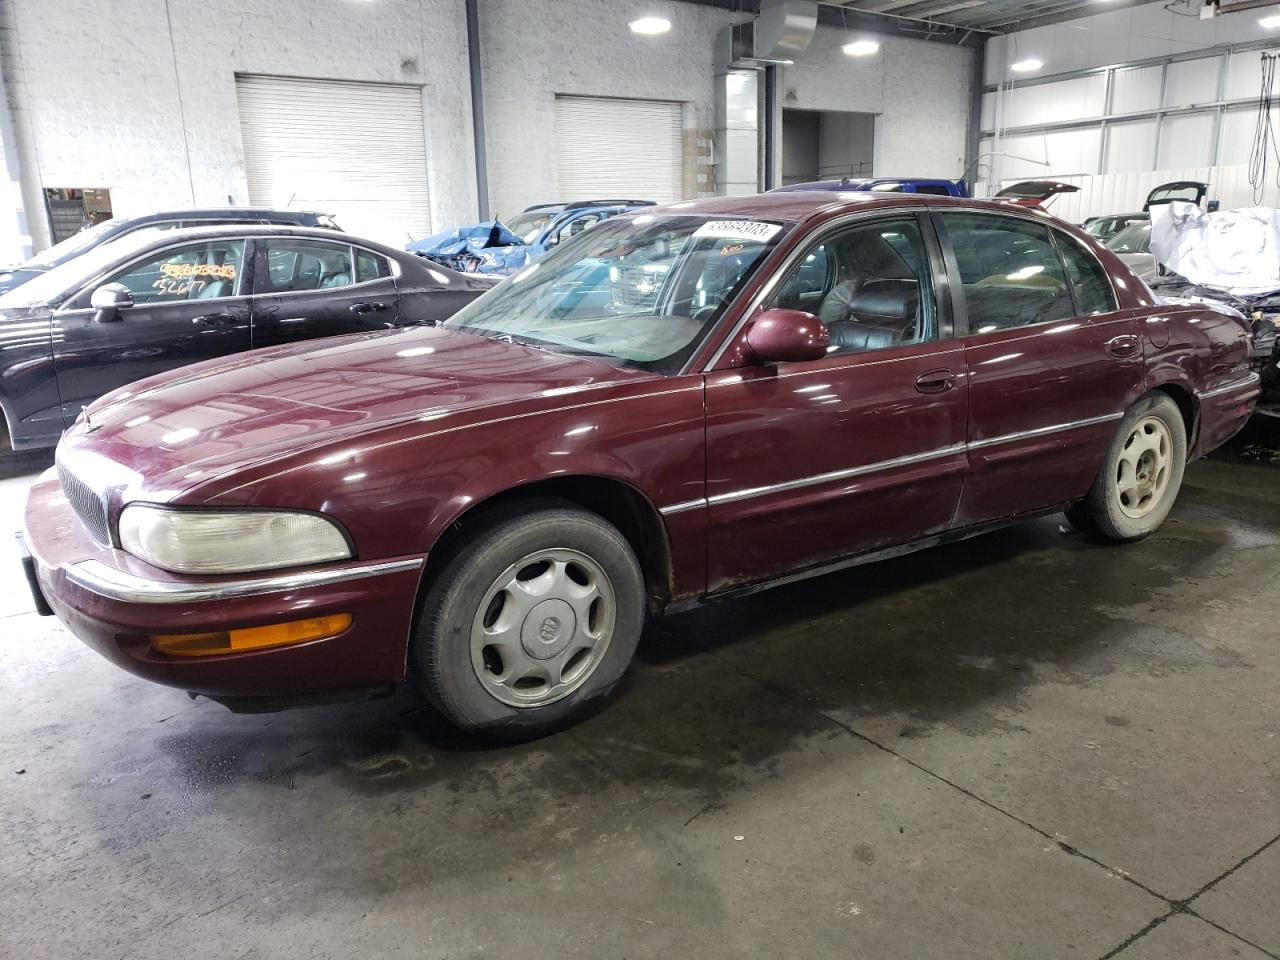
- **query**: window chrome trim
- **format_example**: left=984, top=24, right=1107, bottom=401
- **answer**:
left=658, top=499, right=706, bottom=516
left=658, top=411, right=1125, bottom=514
left=705, top=442, right=967, bottom=508
left=1196, top=372, right=1260, bottom=400
left=63, top=557, right=423, bottom=604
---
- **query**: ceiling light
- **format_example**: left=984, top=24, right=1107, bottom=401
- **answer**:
left=842, top=39, right=880, bottom=56
left=1261, top=12, right=1280, bottom=27
left=1011, top=58, right=1044, bottom=72
left=629, top=16, right=671, bottom=35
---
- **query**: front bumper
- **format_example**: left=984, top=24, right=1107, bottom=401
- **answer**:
left=22, top=471, right=426, bottom=700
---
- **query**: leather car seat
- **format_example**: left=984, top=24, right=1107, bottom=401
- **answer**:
left=194, top=279, right=231, bottom=299
left=826, top=279, right=919, bottom=352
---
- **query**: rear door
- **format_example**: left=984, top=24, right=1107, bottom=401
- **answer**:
left=703, top=212, right=969, bottom=592
left=933, top=210, right=1141, bottom=525
left=51, top=237, right=253, bottom=423
left=250, top=237, right=400, bottom=349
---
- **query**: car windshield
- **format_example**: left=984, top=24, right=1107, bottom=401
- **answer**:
left=1106, top=222, right=1151, bottom=254
left=504, top=210, right=559, bottom=244
left=20, top=218, right=119, bottom=269
left=443, top=213, right=789, bottom=374
left=0, top=229, right=164, bottom=308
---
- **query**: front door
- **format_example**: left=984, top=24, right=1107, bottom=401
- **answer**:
left=704, top=213, right=969, bottom=593
left=251, top=237, right=400, bottom=350
left=933, top=211, right=1142, bottom=525
left=51, top=237, right=252, bottom=423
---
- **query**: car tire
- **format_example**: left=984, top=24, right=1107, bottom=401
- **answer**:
left=1066, top=392, right=1187, bottom=543
left=411, top=499, right=645, bottom=739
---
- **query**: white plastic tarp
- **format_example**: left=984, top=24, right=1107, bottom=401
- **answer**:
left=1149, top=201, right=1280, bottom=295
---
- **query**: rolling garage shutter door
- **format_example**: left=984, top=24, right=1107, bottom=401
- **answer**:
left=236, top=75, right=431, bottom=245
left=554, top=96, right=683, bottom=203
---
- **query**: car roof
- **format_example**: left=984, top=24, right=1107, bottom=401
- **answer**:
left=97, top=224, right=412, bottom=265
left=642, top=191, right=1016, bottom=225
left=119, top=208, right=331, bottom=223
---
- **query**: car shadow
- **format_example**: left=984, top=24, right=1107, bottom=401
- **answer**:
left=0, top=447, right=53, bottom=481
left=149, top=499, right=1240, bottom=804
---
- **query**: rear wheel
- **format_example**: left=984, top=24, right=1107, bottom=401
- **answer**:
left=1066, top=392, right=1187, bottom=542
left=411, top=500, right=644, bottom=739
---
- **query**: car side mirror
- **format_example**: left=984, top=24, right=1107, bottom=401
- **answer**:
left=90, top=283, right=134, bottom=323
left=745, top=308, right=830, bottom=364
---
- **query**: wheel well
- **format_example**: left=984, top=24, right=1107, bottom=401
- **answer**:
left=1151, top=382, right=1198, bottom=447
left=421, top=476, right=674, bottom=614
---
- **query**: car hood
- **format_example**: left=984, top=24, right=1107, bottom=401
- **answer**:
left=62, top=325, right=658, bottom=500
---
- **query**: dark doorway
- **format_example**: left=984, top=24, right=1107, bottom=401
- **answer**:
left=781, top=109, right=875, bottom=185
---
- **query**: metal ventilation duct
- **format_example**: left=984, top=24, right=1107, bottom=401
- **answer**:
left=721, top=0, right=817, bottom=66
left=755, top=0, right=817, bottom=59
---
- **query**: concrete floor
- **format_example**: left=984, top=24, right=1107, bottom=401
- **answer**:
left=1, top=425, right=1277, bottom=960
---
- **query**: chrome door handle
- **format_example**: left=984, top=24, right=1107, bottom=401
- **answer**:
left=350, top=301, right=389, bottom=314
left=1107, top=334, right=1140, bottom=358
left=191, top=313, right=239, bottom=327
left=914, top=369, right=957, bottom=394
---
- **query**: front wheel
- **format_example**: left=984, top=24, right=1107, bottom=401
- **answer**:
left=1066, top=392, right=1187, bottom=542
left=411, top=500, right=645, bottom=739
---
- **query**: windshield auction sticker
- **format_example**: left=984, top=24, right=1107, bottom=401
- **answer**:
left=693, top=220, right=782, bottom=242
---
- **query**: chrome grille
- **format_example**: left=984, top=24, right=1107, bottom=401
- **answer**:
left=57, top=459, right=111, bottom=546
left=612, top=265, right=663, bottom=309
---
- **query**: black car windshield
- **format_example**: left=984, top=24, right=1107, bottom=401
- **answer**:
left=21, top=218, right=118, bottom=269
left=0, top=229, right=164, bottom=308
left=443, top=213, right=790, bottom=374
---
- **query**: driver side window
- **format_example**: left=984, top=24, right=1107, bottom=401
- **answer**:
left=767, top=217, right=937, bottom=356
left=106, top=240, right=245, bottom=305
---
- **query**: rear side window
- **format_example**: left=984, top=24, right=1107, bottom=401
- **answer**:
left=356, top=249, right=391, bottom=282
left=260, top=239, right=354, bottom=293
left=942, top=213, right=1074, bottom=333
left=913, top=185, right=952, bottom=196
left=1055, top=232, right=1117, bottom=315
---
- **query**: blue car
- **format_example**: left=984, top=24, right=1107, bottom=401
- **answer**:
left=0, top=208, right=339, bottom=296
left=409, top=199, right=656, bottom=276
left=773, top=177, right=969, bottom=198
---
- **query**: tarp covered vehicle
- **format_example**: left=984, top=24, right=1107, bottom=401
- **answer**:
left=409, top=200, right=654, bottom=276
left=1147, top=201, right=1280, bottom=418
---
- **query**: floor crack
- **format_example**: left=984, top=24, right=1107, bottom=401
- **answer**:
left=721, top=660, right=1173, bottom=903
left=722, top=657, right=1280, bottom=960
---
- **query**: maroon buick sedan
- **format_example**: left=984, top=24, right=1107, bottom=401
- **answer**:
left=21, top=192, right=1260, bottom=738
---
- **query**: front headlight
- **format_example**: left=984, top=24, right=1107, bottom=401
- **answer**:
left=118, top=505, right=353, bottom=575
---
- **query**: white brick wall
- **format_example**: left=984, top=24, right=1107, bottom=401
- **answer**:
left=477, top=0, right=738, bottom=217
left=1, top=0, right=977, bottom=252
left=2, top=0, right=476, bottom=248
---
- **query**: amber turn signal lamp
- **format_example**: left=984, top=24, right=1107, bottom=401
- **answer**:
left=151, top=614, right=353, bottom=657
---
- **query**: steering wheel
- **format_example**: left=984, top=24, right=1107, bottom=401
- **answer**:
left=691, top=304, right=720, bottom=325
